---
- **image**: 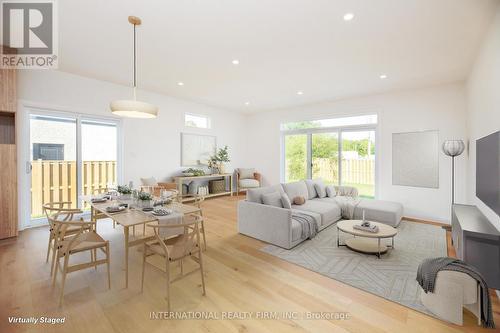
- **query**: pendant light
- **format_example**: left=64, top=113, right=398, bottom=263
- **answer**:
left=110, top=16, right=158, bottom=118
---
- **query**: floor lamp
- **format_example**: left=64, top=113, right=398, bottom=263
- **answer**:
left=442, top=140, right=465, bottom=223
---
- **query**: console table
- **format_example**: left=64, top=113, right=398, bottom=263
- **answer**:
left=451, top=204, right=500, bottom=289
left=174, top=173, right=233, bottom=202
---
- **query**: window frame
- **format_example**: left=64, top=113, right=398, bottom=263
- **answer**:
left=184, top=113, right=211, bottom=129
left=280, top=115, right=378, bottom=198
left=21, top=104, right=123, bottom=228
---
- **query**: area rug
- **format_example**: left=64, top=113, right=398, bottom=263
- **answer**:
left=261, top=220, right=447, bottom=314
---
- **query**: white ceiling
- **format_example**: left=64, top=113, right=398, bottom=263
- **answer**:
left=58, top=0, right=499, bottom=113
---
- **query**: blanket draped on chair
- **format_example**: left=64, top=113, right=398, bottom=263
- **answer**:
left=416, top=257, right=495, bottom=329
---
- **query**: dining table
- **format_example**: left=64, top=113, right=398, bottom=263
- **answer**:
left=81, top=195, right=201, bottom=288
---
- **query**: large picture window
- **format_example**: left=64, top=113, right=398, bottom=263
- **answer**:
left=282, top=115, right=377, bottom=198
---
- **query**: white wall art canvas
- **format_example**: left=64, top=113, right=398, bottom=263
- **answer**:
left=392, top=130, right=439, bottom=188
left=181, top=133, right=216, bottom=166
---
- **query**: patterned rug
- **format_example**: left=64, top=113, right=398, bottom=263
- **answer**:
left=261, top=220, right=447, bottom=314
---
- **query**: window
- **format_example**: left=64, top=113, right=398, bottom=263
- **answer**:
left=185, top=113, right=211, bottom=129
left=29, top=113, right=120, bottom=219
left=282, top=115, right=377, bottom=198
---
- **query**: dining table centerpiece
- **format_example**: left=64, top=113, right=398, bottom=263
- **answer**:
left=137, top=191, right=154, bottom=209
left=117, top=185, right=133, bottom=200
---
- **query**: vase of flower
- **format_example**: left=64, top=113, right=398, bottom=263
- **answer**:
left=209, top=146, right=230, bottom=175
left=137, top=191, right=153, bottom=209
left=117, top=185, right=132, bottom=200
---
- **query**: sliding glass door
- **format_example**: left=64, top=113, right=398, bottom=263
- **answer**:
left=30, top=115, right=77, bottom=218
left=341, top=130, right=375, bottom=198
left=282, top=121, right=376, bottom=198
left=312, top=132, right=339, bottom=185
left=27, top=112, right=120, bottom=222
left=81, top=120, right=118, bottom=209
left=284, top=134, right=308, bottom=183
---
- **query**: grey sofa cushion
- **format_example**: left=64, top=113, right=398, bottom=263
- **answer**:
left=262, top=192, right=283, bottom=208
left=282, top=181, right=309, bottom=202
left=304, top=179, right=317, bottom=199
left=326, top=185, right=336, bottom=197
left=335, top=186, right=358, bottom=197
left=238, top=168, right=255, bottom=179
left=292, top=200, right=341, bottom=226
left=314, top=180, right=327, bottom=198
left=247, top=185, right=283, bottom=203
left=353, top=199, right=403, bottom=227
left=281, top=193, right=292, bottom=209
left=239, top=178, right=260, bottom=188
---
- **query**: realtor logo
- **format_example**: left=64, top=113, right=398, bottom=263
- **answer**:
left=1, top=0, right=58, bottom=68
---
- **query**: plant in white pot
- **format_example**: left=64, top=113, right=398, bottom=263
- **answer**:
left=209, top=146, right=230, bottom=174
left=137, top=191, right=154, bottom=209
left=117, top=185, right=132, bottom=199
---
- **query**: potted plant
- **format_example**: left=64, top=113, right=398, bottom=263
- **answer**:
left=209, top=146, right=230, bottom=174
left=137, top=191, right=154, bottom=209
left=117, top=185, right=132, bottom=199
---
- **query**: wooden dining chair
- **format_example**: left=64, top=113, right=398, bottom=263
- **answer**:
left=92, top=188, right=116, bottom=228
left=141, top=215, right=206, bottom=311
left=175, top=193, right=207, bottom=250
left=43, top=202, right=93, bottom=276
left=51, top=215, right=110, bottom=306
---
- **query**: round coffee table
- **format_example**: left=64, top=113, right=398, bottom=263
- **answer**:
left=336, top=220, right=398, bottom=258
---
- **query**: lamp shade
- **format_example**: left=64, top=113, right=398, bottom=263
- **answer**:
left=110, top=99, right=158, bottom=118
left=442, top=140, right=465, bottom=157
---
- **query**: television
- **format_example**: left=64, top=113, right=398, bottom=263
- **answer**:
left=476, top=130, right=500, bottom=216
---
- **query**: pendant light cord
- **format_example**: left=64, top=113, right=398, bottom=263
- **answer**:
left=133, top=23, right=137, bottom=99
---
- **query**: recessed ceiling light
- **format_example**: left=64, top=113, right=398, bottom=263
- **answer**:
left=297, top=91, right=304, bottom=95
left=245, top=101, right=250, bottom=106
left=177, top=82, right=184, bottom=86
left=343, top=13, right=354, bottom=21
left=379, top=74, right=388, bottom=79
left=232, top=59, right=239, bottom=65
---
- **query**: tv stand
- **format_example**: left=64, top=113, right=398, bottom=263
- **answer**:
left=451, top=204, right=500, bottom=289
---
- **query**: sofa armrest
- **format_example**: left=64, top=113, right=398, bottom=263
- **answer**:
left=238, top=200, right=293, bottom=249
left=335, top=186, right=358, bottom=198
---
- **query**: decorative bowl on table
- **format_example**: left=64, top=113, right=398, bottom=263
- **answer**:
left=106, top=205, right=126, bottom=213
left=152, top=208, right=173, bottom=216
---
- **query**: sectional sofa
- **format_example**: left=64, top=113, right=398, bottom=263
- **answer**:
left=237, top=179, right=403, bottom=249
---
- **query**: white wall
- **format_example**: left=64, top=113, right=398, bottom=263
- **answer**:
left=466, top=4, right=500, bottom=229
left=17, top=70, right=246, bottom=228
left=244, top=83, right=468, bottom=223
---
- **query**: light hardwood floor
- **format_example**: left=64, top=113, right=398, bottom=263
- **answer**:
left=1, top=196, right=499, bottom=333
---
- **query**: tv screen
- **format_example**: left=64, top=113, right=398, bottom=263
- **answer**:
left=476, top=130, right=500, bottom=216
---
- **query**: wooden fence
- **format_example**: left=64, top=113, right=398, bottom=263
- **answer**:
left=313, top=158, right=374, bottom=185
left=31, top=160, right=116, bottom=217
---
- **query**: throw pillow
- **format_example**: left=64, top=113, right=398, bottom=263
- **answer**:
left=261, top=192, right=283, bottom=208
left=238, top=168, right=255, bottom=180
left=304, top=179, right=317, bottom=199
left=141, top=177, right=158, bottom=186
left=293, top=196, right=306, bottom=205
left=314, top=181, right=327, bottom=198
left=281, top=193, right=292, bottom=209
left=326, top=185, right=336, bottom=197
